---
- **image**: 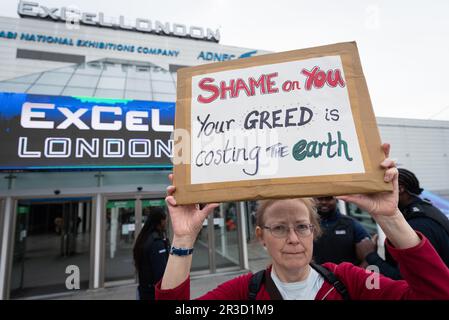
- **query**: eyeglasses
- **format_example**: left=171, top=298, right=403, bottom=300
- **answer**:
left=262, top=223, right=314, bottom=238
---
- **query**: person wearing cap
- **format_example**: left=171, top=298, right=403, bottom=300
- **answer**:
left=365, top=168, right=449, bottom=279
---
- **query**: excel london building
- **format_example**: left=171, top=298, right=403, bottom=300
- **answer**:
left=0, top=0, right=269, bottom=299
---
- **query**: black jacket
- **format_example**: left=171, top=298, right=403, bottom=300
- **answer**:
left=137, top=230, right=170, bottom=300
left=314, top=210, right=370, bottom=265
left=366, top=197, right=449, bottom=280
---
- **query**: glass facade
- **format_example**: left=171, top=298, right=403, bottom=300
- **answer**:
left=0, top=58, right=177, bottom=101
left=10, top=199, right=91, bottom=298
left=214, top=203, right=241, bottom=269
left=105, top=200, right=136, bottom=282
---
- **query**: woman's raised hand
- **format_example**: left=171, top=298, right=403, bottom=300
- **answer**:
left=165, top=174, right=219, bottom=246
left=338, top=143, right=421, bottom=249
left=337, top=143, right=399, bottom=219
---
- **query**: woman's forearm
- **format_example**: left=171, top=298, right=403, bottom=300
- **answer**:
left=373, top=209, right=421, bottom=249
left=161, top=236, right=195, bottom=290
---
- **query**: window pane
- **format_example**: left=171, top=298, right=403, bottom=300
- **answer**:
left=10, top=201, right=91, bottom=298
left=75, top=63, right=103, bottom=76
left=152, top=81, right=175, bottom=93
left=214, top=202, right=241, bottom=269
left=94, top=88, right=124, bottom=99
left=9, top=74, right=40, bottom=84
left=153, top=92, right=176, bottom=102
left=27, top=84, right=63, bottom=95
left=101, top=63, right=126, bottom=77
left=105, top=201, right=136, bottom=282
left=150, top=68, right=172, bottom=81
left=62, top=87, right=95, bottom=96
left=126, top=78, right=150, bottom=91
left=346, top=202, right=377, bottom=235
left=127, top=67, right=151, bottom=80
left=0, top=82, right=30, bottom=93
left=35, top=72, right=72, bottom=86
left=97, top=77, right=126, bottom=90
left=51, top=65, right=77, bottom=74
left=192, top=208, right=210, bottom=272
left=124, top=90, right=153, bottom=101
left=67, top=74, right=100, bottom=88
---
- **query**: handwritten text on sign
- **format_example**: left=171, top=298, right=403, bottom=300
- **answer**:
left=190, top=55, right=365, bottom=184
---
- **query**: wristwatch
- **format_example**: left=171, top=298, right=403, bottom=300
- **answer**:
left=169, top=246, right=194, bottom=256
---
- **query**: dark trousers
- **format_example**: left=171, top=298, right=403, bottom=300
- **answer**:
left=137, top=284, right=155, bottom=300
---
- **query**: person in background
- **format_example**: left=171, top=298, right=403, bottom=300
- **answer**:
left=365, top=168, right=449, bottom=279
left=133, top=207, right=170, bottom=300
left=313, top=196, right=374, bottom=266
left=54, top=216, right=63, bottom=235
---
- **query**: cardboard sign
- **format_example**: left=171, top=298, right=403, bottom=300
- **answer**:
left=173, top=42, right=391, bottom=205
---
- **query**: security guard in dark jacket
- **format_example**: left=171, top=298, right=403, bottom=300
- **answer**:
left=133, top=207, right=170, bottom=300
left=366, top=168, right=449, bottom=279
left=313, top=196, right=373, bottom=265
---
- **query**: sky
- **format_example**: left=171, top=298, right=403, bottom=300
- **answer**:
left=2, top=0, right=449, bottom=120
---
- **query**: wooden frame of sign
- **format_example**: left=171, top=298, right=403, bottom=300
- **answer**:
left=173, top=42, right=392, bottom=205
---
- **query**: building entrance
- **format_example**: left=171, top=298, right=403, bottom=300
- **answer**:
left=104, top=198, right=167, bottom=283
left=10, top=198, right=91, bottom=298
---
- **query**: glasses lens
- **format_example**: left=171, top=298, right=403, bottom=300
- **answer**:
left=267, top=224, right=313, bottom=238
left=295, top=224, right=312, bottom=236
left=271, top=225, right=288, bottom=237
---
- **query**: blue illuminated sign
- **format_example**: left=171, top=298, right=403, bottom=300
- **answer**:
left=0, top=92, right=175, bottom=171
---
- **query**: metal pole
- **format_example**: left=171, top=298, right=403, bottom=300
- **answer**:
left=208, top=212, right=216, bottom=273
left=0, top=197, right=17, bottom=300
left=237, top=202, right=249, bottom=270
left=93, top=194, right=103, bottom=289
left=134, top=197, right=142, bottom=243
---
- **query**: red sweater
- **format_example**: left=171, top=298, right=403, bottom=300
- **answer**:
left=156, top=233, right=449, bottom=300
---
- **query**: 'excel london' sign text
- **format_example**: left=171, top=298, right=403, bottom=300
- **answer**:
left=17, top=1, right=220, bottom=43
left=0, top=92, right=175, bottom=171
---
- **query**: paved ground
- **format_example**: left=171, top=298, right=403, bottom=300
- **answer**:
left=24, top=239, right=270, bottom=300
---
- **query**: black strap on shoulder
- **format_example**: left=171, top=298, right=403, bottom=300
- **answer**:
left=247, top=269, right=283, bottom=300
left=310, top=262, right=350, bottom=300
left=248, top=264, right=350, bottom=300
left=248, top=270, right=265, bottom=300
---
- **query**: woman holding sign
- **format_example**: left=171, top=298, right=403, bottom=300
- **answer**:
left=156, top=144, right=449, bottom=300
